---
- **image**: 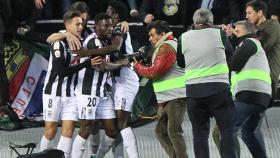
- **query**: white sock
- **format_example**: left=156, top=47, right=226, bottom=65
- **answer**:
left=89, top=132, right=100, bottom=155
left=71, top=135, right=87, bottom=158
left=112, top=135, right=124, bottom=158
left=96, top=134, right=115, bottom=158
left=57, top=136, right=72, bottom=158
left=121, top=127, right=139, bottom=158
left=40, top=135, right=51, bottom=151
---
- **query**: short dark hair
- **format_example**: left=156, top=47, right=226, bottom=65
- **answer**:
left=71, top=2, right=89, bottom=14
left=235, top=20, right=256, bottom=34
left=146, top=20, right=171, bottom=34
left=63, top=11, right=81, bottom=24
left=108, top=0, right=128, bottom=21
left=94, top=13, right=112, bottom=24
left=246, top=0, right=268, bottom=17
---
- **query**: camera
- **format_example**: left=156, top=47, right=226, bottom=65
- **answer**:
left=124, top=46, right=151, bottom=66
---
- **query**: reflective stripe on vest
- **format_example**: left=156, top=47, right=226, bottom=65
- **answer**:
left=152, top=38, right=185, bottom=94
left=231, top=38, right=271, bottom=94
left=231, top=69, right=271, bottom=92
left=185, top=64, right=229, bottom=81
left=153, top=75, right=185, bottom=92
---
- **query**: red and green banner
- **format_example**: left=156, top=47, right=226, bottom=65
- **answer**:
left=4, top=39, right=49, bottom=120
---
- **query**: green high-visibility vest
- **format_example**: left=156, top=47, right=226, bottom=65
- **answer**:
left=153, top=75, right=185, bottom=92
left=180, top=28, right=229, bottom=85
left=231, top=38, right=271, bottom=96
left=185, top=64, right=229, bottom=81
left=152, top=39, right=186, bottom=103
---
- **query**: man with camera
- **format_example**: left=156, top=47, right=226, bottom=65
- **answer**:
left=133, top=20, right=188, bottom=158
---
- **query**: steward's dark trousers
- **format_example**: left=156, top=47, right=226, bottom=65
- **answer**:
left=235, top=102, right=267, bottom=158
left=187, top=90, right=236, bottom=158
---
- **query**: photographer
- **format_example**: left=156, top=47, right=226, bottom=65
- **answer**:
left=133, top=20, right=188, bottom=158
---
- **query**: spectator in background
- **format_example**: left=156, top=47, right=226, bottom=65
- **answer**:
left=266, top=0, right=280, bottom=21
left=227, top=0, right=250, bottom=23
left=78, top=0, right=110, bottom=19
left=139, top=0, right=196, bottom=29
left=226, top=0, right=280, bottom=22
left=0, top=0, right=11, bottom=108
left=117, top=0, right=142, bottom=18
left=6, top=0, right=41, bottom=35
left=0, top=0, right=22, bottom=130
left=206, top=0, right=231, bottom=24
left=245, top=0, right=280, bottom=102
left=127, top=0, right=140, bottom=17
left=35, top=0, right=72, bottom=19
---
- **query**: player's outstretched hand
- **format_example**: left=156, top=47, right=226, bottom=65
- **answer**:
left=65, top=32, right=81, bottom=50
left=90, top=56, right=103, bottom=67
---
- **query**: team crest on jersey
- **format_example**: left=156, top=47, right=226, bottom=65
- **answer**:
left=53, top=42, right=61, bottom=58
left=54, top=41, right=60, bottom=49
left=95, top=39, right=102, bottom=47
left=54, top=50, right=61, bottom=58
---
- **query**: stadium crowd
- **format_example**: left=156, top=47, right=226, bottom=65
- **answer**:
left=1, top=0, right=280, bottom=158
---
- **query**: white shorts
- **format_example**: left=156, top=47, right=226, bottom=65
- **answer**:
left=95, top=96, right=116, bottom=119
left=113, top=84, right=138, bottom=112
left=76, top=94, right=100, bottom=120
left=76, top=94, right=116, bottom=120
left=43, top=94, right=78, bottom=122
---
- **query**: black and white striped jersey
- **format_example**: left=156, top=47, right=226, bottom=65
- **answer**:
left=75, top=33, right=109, bottom=97
left=43, top=40, right=90, bottom=97
left=82, top=25, right=95, bottom=39
left=109, top=26, right=139, bottom=87
left=113, top=30, right=139, bottom=91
